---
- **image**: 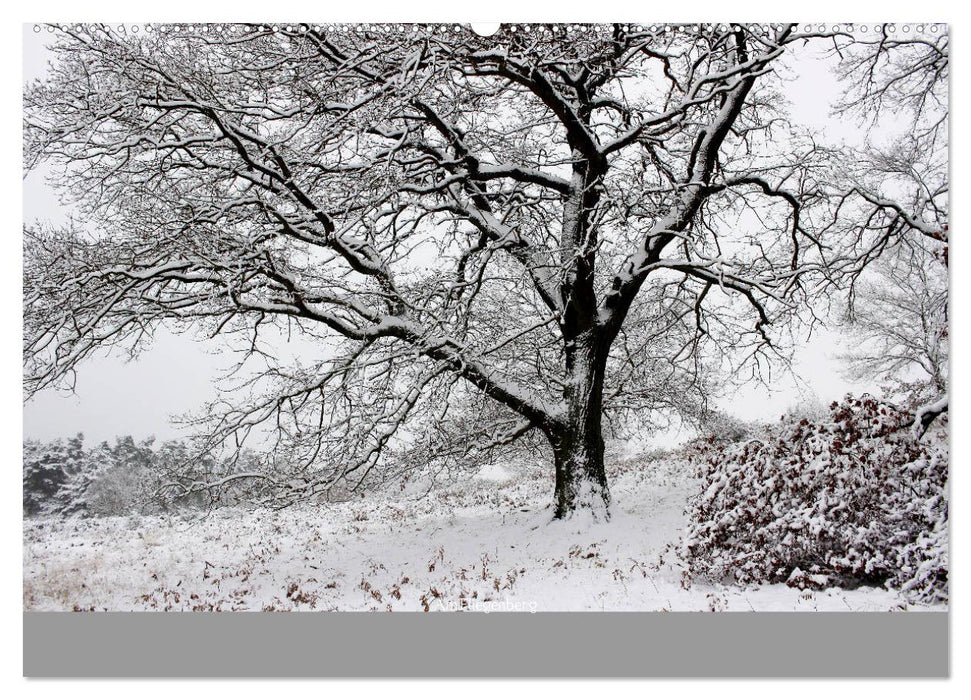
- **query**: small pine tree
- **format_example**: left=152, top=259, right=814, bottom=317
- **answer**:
left=59, top=440, right=114, bottom=516
left=23, top=439, right=71, bottom=516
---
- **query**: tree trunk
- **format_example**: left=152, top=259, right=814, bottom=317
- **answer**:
left=547, top=333, right=611, bottom=520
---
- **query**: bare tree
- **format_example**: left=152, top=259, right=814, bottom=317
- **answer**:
left=836, top=26, right=947, bottom=251
left=841, top=237, right=948, bottom=396
left=23, top=23, right=937, bottom=519
left=823, top=26, right=949, bottom=429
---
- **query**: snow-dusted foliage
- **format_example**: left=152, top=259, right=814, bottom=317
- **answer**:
left=58, top=441, right=113, bottom=516
left=23, top=435, right=83, bottom=516
left=695, top=410, right=758, bottom=444
left=79, top=438, right=160, bottom=516
left=683, top=396, right=948, bottom=602
left=25, top=436, right=162, bottom=517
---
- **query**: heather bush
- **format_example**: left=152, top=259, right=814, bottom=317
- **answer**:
left=682, top=395, right=948, bottom=603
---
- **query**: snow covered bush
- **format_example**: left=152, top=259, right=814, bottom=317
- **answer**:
left=80, top=438, right=161, bottom=516
left=682, top=395, right=948, bottom=603
left=694, top=410, right=757, bottom=444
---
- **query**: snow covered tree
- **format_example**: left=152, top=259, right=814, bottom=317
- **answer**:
left=23, top=439, right=69, bottom=516
left=841, top=237, right=948, bottom=401
left=154, top=439, right=256, bottom=509
left=22, top=433, right=85, bottom=516
left=59, top=439, right=114, bottom=516
left=23, top=23, right=946, bottom=519
left=81, top=436, right=159, bottom=515
left=830, top=26, right=949, bottom=429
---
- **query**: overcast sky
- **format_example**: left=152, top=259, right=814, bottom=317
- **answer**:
left=22, top=25, right=880, bottom=446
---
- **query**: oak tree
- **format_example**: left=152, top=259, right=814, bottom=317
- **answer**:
left=24, top=23, right=945, bottom=518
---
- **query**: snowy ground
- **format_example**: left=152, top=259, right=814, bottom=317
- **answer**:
left=23, top=450, right=937, bottom=612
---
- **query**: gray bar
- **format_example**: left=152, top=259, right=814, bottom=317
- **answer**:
left=24, top=611, right=948, bottom=677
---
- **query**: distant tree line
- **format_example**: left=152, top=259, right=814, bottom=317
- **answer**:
left=22, top=434, right=268, bottom=517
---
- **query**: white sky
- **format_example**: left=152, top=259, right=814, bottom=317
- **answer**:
left=21, top=25, right=884, bottom=445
